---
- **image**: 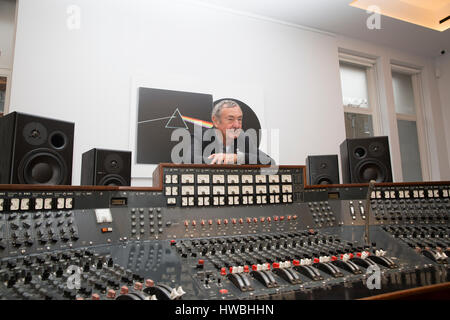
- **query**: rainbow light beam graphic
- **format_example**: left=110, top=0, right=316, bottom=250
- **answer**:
left=181, top=115, right=213, bottom=128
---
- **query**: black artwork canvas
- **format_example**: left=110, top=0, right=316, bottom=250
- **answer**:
left=136, top=87, right=261, bottom=164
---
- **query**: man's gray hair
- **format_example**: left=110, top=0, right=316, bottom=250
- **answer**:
left=211, top=100, right=241, bottom=121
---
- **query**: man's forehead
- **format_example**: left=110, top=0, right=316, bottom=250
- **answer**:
left=221, top=106, right=243, bottom=117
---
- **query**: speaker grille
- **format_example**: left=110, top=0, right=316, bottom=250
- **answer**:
left=354, top=159, right=388, bottom=183
left=17, top=149, right=67, bottom=185
left=98, top=174, right=128, bottom=186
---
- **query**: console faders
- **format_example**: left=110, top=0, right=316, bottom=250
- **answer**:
left=174, top=229, right=399, bottom=296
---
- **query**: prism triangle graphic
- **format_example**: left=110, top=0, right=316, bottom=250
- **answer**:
left=165, top=108, right=188, bottom=129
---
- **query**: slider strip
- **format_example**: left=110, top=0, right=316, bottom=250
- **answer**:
left=308, top=265, right=322, bottom=277
left=262, top=270, right=277, bottom=285
left=240, top=273, right=252, bottom=289
left=286, top=268, right=301, bottom=281
left=227, top=273, right=246, bottom=291
left=252, top=270, right=271, bottom=287
left=276, top=268, right=294, bottom=283
left=346, top=260, right=361, bottom=273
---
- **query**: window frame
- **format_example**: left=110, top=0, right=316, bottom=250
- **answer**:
left=339, top=52, right=382, bottom=137
left=391, top=64, right=431, bottom=181
left=0, top=68, right=12, bottom=116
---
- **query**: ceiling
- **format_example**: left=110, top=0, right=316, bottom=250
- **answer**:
left=193, top=0, right=450, bottom=58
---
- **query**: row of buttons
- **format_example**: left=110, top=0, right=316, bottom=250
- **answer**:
left=166, top=184, right=294, bottom=196
left=166, top=173, right=293, bottom=185
left=177, top=194, right=293, bottom=207
left=0, top=198, right=73, bottom=212
left=183, top=215, right=298, bottom=227
left=371, top=188, right=450, bottom=199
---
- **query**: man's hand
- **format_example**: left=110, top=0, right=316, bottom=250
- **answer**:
left=208, top=153, right=237, bottom=164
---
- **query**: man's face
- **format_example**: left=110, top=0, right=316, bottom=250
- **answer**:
left=212, top=105, right=243, bottom=142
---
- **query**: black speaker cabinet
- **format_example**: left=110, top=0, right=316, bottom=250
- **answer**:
left=306, top=155, right=340, bottom=185
left=0, top=112, right=74, bottom=185
left=81, top=148, right=131, bottom=186
left=340, top=136, right=392, bottom=183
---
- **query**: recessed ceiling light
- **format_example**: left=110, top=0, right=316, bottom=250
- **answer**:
left=350, top=0, right=450, bottom=31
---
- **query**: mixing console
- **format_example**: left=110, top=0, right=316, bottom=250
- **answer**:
left=0, top=163, right=449, bottom=300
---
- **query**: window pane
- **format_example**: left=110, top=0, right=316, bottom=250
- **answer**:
left=0, top=77, right=6, bottom=113
left=344, top=112, right=373, bottom=138
left=339, top=63, right=369, bottom=108
left=398, top=120, right=422, bottom=182
left=392, top=72, right=416, bottom=115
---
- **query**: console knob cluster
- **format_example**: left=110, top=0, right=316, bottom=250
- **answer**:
left=0, top=249, right=185, bottom=300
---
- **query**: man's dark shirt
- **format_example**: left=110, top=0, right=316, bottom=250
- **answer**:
left=189, top=127, right=275, bottom=165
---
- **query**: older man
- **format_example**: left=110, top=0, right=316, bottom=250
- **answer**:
left=191, top=100, right=274, bottom=165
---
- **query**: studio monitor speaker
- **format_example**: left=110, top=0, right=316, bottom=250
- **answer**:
left=306, top=155, right=340, bottom=185
left=0, top=112, right=74, bottom=185
left=81, top=148, right=131, bottom=186
left=340, top=136, right=392, bottom=183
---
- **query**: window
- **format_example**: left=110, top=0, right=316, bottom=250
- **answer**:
left=339, top=54, right=380, bottom=139
left=391, top=68, right=427, bottom=182
left=0, top=71, right=11, bottom=116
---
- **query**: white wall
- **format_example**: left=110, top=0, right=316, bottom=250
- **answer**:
left=9, top=0, right=449, bottom=186
left=436, top=53, right=450, bottom=173
left=10, top=0, right=344, bottom=186
left=0, top=0, right=16, bottom=69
